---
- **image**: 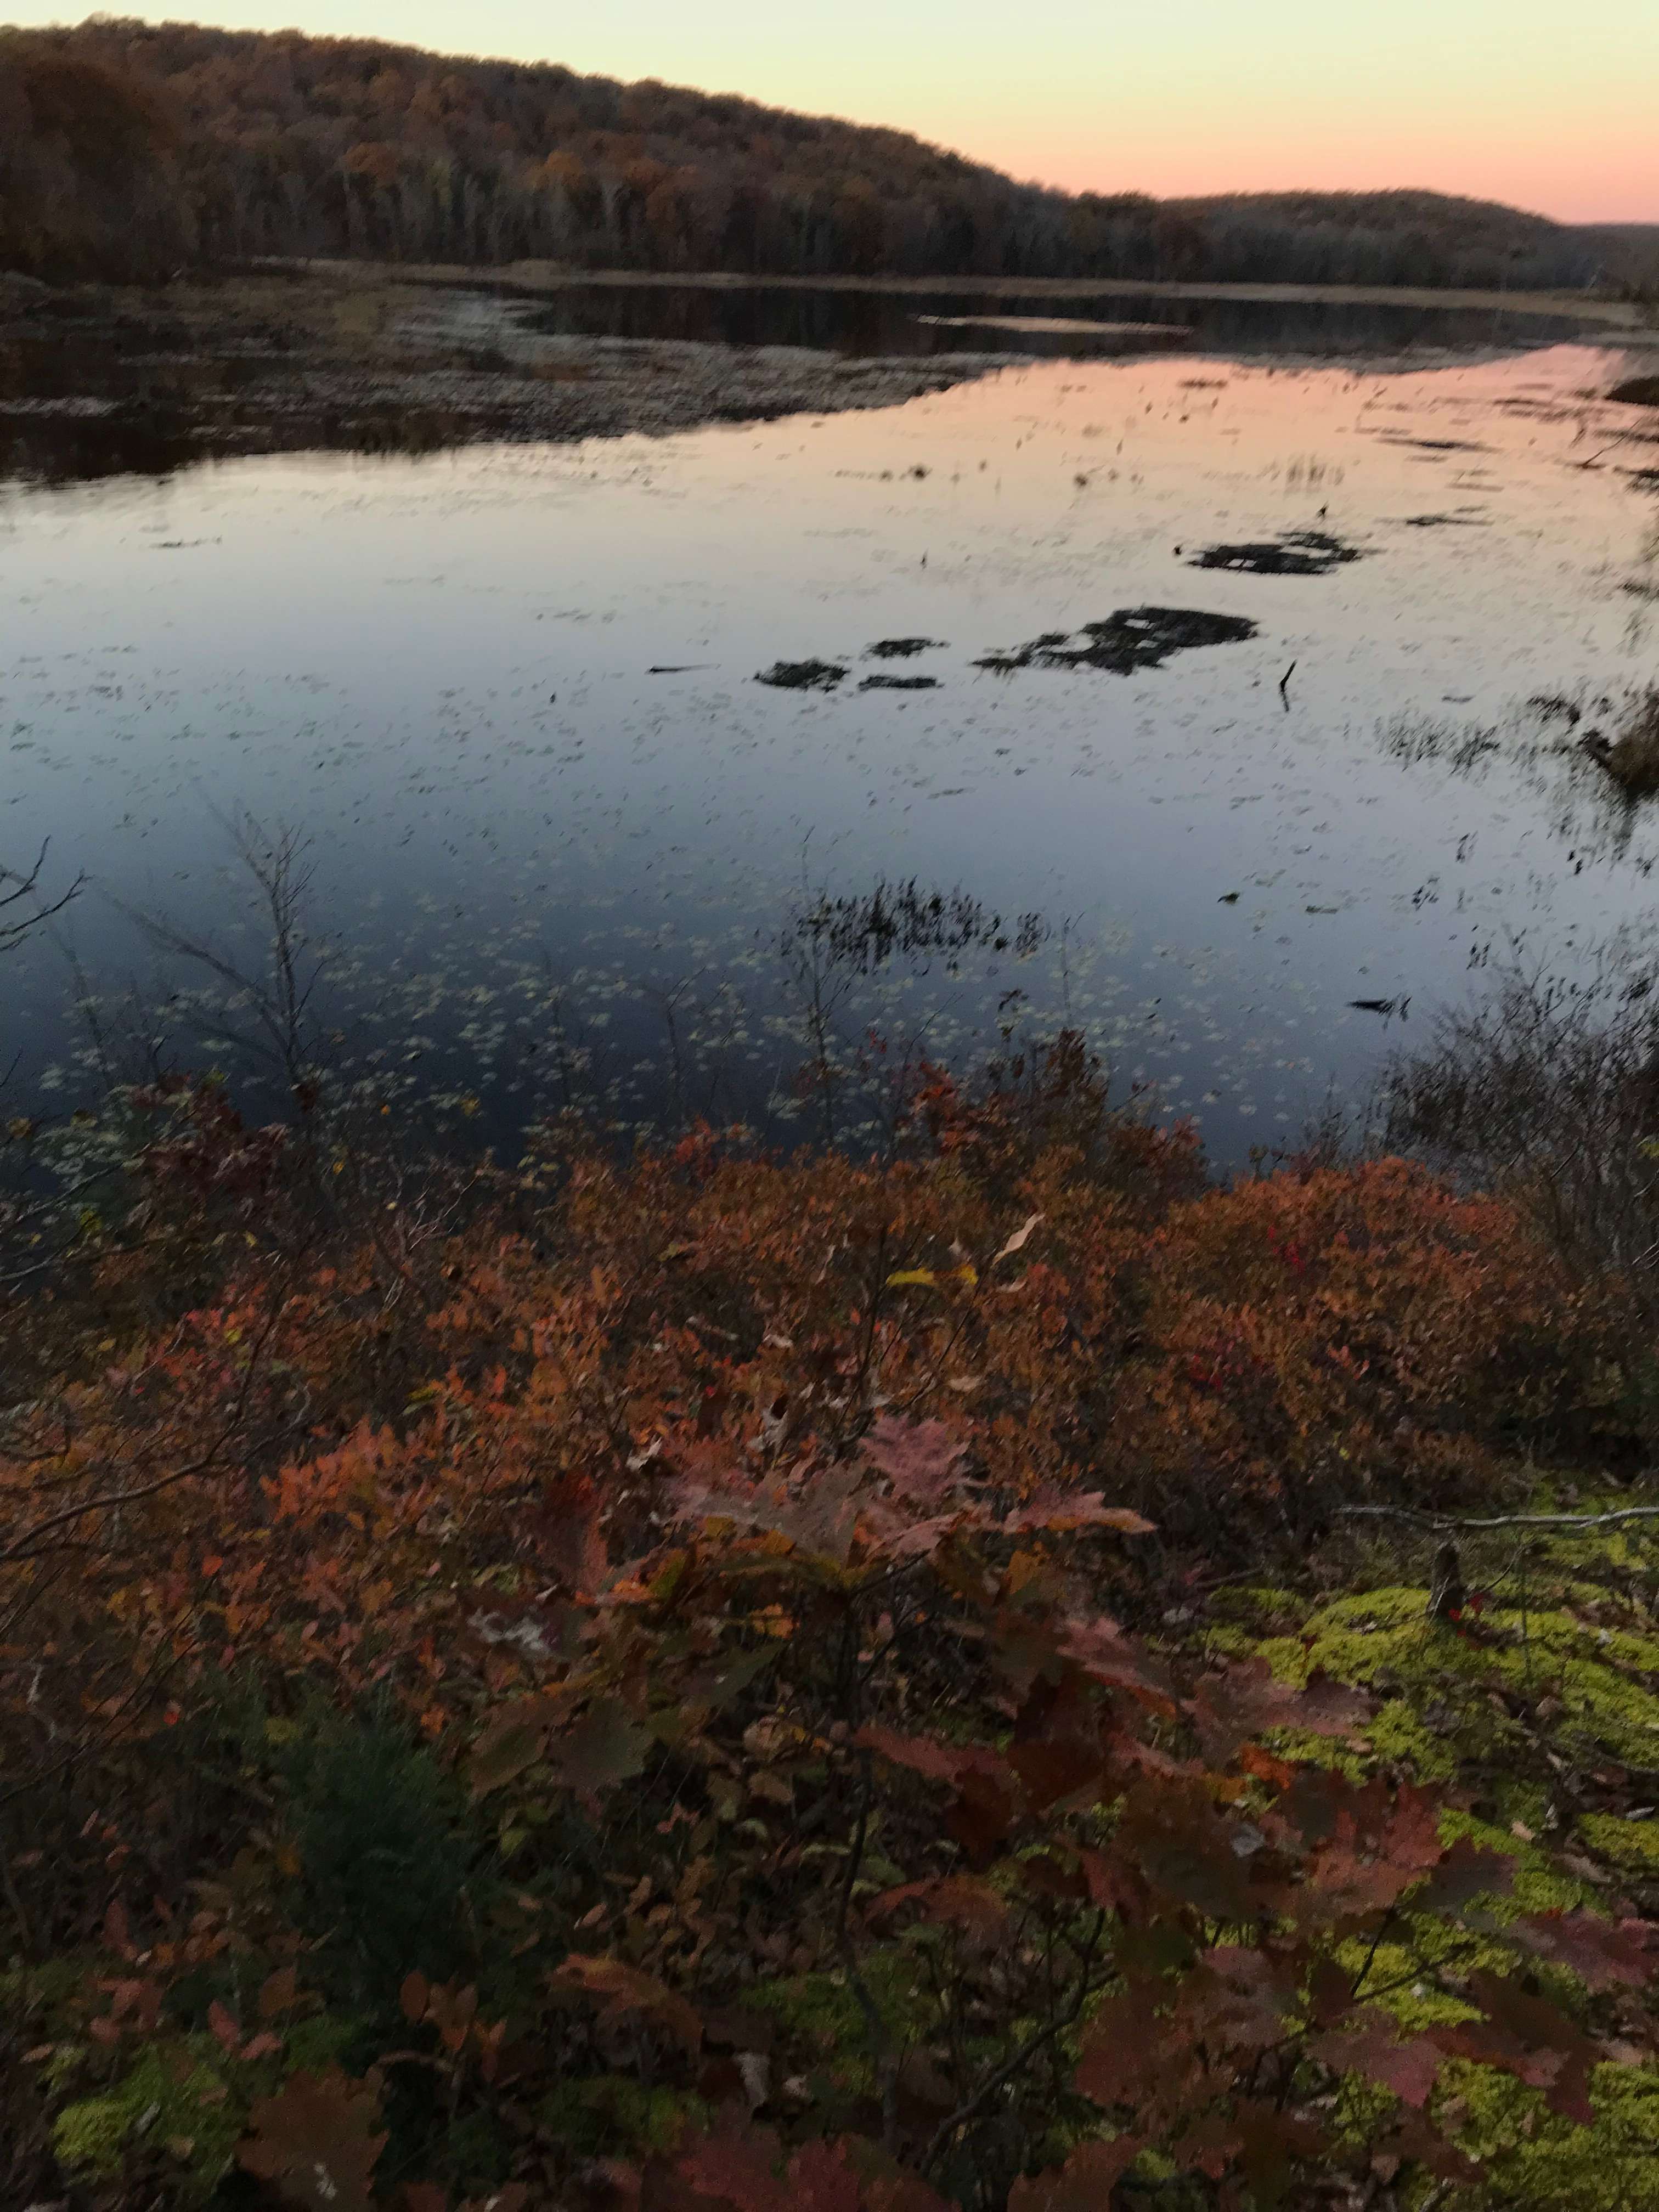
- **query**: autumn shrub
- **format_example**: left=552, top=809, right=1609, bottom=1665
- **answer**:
left=2, top=1054, right=1656, bottom=2209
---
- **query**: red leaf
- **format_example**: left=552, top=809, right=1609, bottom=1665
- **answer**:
left=1003, top=1491, right=1154, bottom=1538
left=207, top=2000, right=240, bottom=2053
left=1411, top=1836, right=1515, bottom=1915
left=1057, top=1616, right=1177, bottom=1712
left=678, top=2122, right=786, bottom=2211
left=400, top=1971, right=431, bottom=2024
left=1312, top=2009, right=1443, bottom=2107
left=782, top=2138, right=864, bottom=2212
left=1009, top=2137, right=1144, bottom=2210
left=1195, top=1659, right=1369, bottom=1762
left=855, top=1726, right=968, bottom=1787
left=1509, top=1911, right=1653, bottom=1993
left=1430, top=1970, right=1601, bottom=2124
left=861, top=1418, right=967, bottom=1508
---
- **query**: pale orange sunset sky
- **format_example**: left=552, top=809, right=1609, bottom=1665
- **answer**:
left=8, top=1, right=1656, bottom=221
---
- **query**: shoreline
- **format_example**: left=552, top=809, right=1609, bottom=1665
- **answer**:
left=290, top=255, right=1658, bottom=332
left=3, top=261, right=1651, bottom=486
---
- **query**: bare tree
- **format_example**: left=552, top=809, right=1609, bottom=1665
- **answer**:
left=131, top=816, right=332, bottom=1114
left=0, top=842, right=81, bottom=962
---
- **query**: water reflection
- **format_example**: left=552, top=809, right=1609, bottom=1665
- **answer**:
left=2, top=337, right=1655, bottom=1161
left=521, top=284, right=1590, bottom=361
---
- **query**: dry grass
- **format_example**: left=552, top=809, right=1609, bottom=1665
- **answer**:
left=1378, top=949, right=1659, bottom=1291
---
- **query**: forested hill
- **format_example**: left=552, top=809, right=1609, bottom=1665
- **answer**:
left=1, top=17, right=1610, bottom=291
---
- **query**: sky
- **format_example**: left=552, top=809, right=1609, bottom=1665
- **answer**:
left=9, top=1, right=1657, bottom=221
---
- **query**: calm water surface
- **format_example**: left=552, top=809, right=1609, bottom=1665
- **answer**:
left=3, top=319, right=1657, bottom=1156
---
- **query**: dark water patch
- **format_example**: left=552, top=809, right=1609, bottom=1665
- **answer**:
left=0, top=402, right=208, bottom=486
left=520, top=285, right=1589, bottom=362
left=0, top=390, right=538, bottom=487
left=1404, top=512, right=1492, bottom=528
left=867, top=636, right=946, bottom=658
left=861, top=674, right=940, bottom=691
left=1189, top=529, right=1366, bottom=576
left=975, top=606, right=1258, bottom=676
left=1382, top=436, right=1495, bottom=453
left=1609, top=376, right=1659, bottom=406
left=756, top=658, right=848, bottom=691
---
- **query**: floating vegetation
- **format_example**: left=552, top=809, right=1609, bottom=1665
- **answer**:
left=755, top=658, right=847, bottom=691
left=782, top=880, right=1048, bottom=978
left=860, top=674, right=939, bottom=691
left=974, top=606, right=1257, bottom=677
left=1403, top=512, right=1492, bottom=528
left=866, top=636, right=945, bottom=658
left=1188, top=529, right=1365, bottom=577
left=1381, top=714, right=1504, bottom=772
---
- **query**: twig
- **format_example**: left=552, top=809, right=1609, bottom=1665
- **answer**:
left=921, top=1908, right=1107, bottom=2174
left=1336, top=1501, right=1659, bottom=1534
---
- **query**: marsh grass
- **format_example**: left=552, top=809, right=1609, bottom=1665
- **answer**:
left=1594, top=682, right=1659, bottom=798
left=1378, top=946, right=1659, bottom=1306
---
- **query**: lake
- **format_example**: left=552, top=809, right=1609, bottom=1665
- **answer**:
left=3, top=296, right=1657, bottom=1160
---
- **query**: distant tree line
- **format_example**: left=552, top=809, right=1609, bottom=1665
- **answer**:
left=1, top=20, right=1602, bottom=292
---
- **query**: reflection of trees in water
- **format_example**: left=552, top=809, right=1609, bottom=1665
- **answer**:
left=32, top=838, right=1063, bottom=1160
left=526, top=286, right=1584, bottom=362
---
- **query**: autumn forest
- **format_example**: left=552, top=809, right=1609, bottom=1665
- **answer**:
left=0, top=19, right=1618, bottom=290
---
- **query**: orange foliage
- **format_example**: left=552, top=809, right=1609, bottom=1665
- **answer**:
left=0, top=1070, right=1647, bottom=2207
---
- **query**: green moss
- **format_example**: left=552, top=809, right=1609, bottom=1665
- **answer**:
left=1438, top=2059, right=1659, bottom=2210
left=52, top=2045, right=241, bottom=2197
left=749, top=1947, right=936, bottom=2095
left=1256, top=1577, right=1659, bottom=1809
left=538, top=2074, right=708, bottom=2158
left=1579, top=1811, right=1659, bottom=1873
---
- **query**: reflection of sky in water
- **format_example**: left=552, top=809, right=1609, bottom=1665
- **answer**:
left=3, top=338, right=1657, bottom=1159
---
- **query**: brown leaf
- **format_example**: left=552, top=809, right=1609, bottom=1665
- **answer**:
left=866, top=1874, right=1012, bottom=1942
left=554, top=1700, right=651, bottom=1796
left=552, top=1954, right=703, bottom=2052
left=468, top=1712, right=547, bottom=1799
left=238, top=2067, right=386, bottom=2212
left=258, top=1966, right=301, bottom=2020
